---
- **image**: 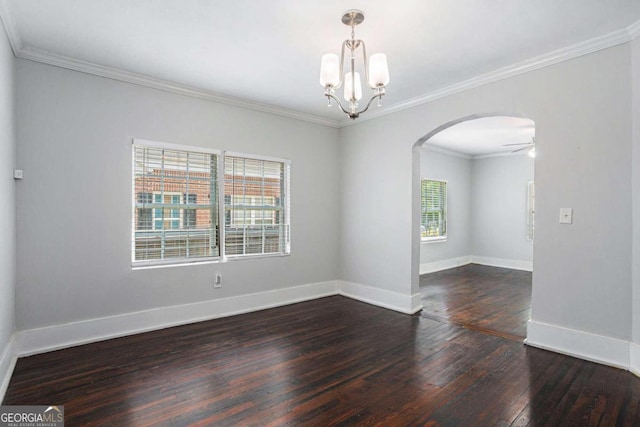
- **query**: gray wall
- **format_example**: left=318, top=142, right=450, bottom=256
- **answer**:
left=419, top=148, right=471, bottom=264
left=0, top=23, right=15, bottom=356
left=633, top=36, right=640, bottom=344
left=15, top=60, right=340, bottom=331
left=339, top=44, right=632, bottom=341
left=471, top=155, right=534, bottom=262
left=419, top=149, right=534, bottom=265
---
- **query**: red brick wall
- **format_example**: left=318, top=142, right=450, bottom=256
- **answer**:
left=134, top=170, right=282, bottom=229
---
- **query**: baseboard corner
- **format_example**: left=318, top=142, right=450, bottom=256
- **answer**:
left=526, top=319, right=629, bottom=370
left=0, top=335, right=18, bottom=402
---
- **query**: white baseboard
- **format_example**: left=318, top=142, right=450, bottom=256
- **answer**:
left=630, top=342, right=640, bottom=377
left=16, top=281, right=339, bottom=357
left=471, top=256, right=533, bottom=272
left=0, top=335, right=18, bottom=402
left=13, top=279, right=423, bottom=358
left=420, top=256, right=472, bottom=275
left=420, top=255, right=532, bottom=274
left=338, top=280, right=422, bottom=314
left=526, top=320, right=629, bottom=370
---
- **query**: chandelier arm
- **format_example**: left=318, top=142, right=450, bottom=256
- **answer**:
left=354, top=93, right=383, bottom=116
left=335, top=40, right=349, bottom=89
left=327, top=92, right=384, bottom=120
left=325, top=93, right=352, bottom=116
left=360, top=40, right=372, bottom=89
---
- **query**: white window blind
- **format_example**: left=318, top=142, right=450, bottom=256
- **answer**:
left=133, top=143, right=219, bottom=265
left=421, top=179, right=447, bottom=239
left=224, top=155, right=290, bottom=257
left=527, top=181, right=535, bottom=241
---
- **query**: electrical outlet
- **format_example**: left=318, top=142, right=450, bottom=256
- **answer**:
left=559, top=208, right=573, bottom=224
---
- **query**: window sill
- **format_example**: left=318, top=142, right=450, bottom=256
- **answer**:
left=225, top=253, right=291, bottom=261
left=132, top=258, right=221, bottom=270
left=132, top=252, right=290, bottom=270
left=422, top=236, right=447, bottom=243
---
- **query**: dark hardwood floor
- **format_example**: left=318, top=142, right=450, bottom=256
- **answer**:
left=420, top=263, right=532, bottom=340
left=5, top=295, right=640, bottom=426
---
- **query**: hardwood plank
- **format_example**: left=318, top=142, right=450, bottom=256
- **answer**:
left=4, top=296, right=640, bottom=426
left=420, top=263, right=532, bottom=339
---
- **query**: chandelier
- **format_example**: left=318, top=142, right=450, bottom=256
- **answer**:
left=319, top=10, right=390, bottom=120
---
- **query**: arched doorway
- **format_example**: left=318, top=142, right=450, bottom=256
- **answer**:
left=412, top=113, right=535, bottom=340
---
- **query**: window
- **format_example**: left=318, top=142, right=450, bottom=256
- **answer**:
left=421, top=179, right=447, bottom=241
left=153, top=192, right=182, bottom=230
left=133, top=142, right=220, bottom=265
left=527, top=181, right=535, bottom=241
left=224, top=154, right=290, bottom=257
left=132, top=141, right=291, bottom=266
left=136, top=193, right=153, bottom=230
left=183, top=193, right=197, bottom=229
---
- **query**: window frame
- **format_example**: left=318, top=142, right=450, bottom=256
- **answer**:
left=420, top=178, right=448, bottom=243
left=222, top=151, right=291, bottom=260
left=131, top=140, right=291, bottom=268
left=132, top=139, right=222, bottom=267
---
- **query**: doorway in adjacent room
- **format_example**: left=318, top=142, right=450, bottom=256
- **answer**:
left=417, top=115, right=535, bottom=340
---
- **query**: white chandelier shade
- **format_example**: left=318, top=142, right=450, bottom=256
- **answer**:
left=319, top=53, right=340, bottom=88
left=344, top=72, right=362, bottom=101
left=368, top=53, right=390, bottom=87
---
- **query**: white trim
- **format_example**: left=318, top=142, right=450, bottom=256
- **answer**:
left=15, top=46, right=341, bottom=129
left=224, top=151, right=291, bottom=165
left=16, top=281, right=339, bottom=356
left=419, top=255, right=532, bottom=274
left=420, top=256, right=472, bottom=275
left=630, top=342, right=640, bottom=377
left=471, top=256, right=533, bottom=272
left=629, top=20, right=640, bottom=40
left=133, top=138, right=221, bottom=156
left=421, top=145, right=472, bottom=160
left=338, top=280, right=422, bottom=315
left=341, top=25, right=637, bottom=127
left=422, top=143, right=531, bottom=160
left=131, top=257, right=224, bottom=270
left=12, top=280, right=423, bottom=357
left=0, top=0, right=22, bottom=54
left=421, top=236, right=447, bottom=243
left=0, top=8, right=634, bottom=131
left=472, top=150, right=531, bottom=160
left=0, top=335, right=18, bottom=402
left=525, top=320, right=630, bottom=370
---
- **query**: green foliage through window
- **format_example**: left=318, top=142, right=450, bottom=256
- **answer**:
left=421, top=179, right=447, bottom=238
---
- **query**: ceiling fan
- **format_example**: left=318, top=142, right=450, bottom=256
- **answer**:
left=503, top=137, right=536, bottom=155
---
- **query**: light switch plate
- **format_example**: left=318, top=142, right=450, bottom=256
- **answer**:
left=559, top=208, right=573, bottom=224
left=13, top=169, right=23, bottom=179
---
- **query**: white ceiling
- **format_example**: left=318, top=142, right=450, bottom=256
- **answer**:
left=424, top=116, right=535, bottom=157
left=1, top=1, right=639, bottom=125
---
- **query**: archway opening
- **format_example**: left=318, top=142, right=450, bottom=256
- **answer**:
left=412, top=113, right=535, bottom=340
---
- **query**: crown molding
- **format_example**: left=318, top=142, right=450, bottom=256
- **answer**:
left=1, top=0, right=638, bottom=130
left=421, top=144, right=471, bottom=160
left=472, top=149, right=530, bottom=160
left=422, top=143, right=531, bottom=160
left=0, top=0, right=22, bottom=54
left=340, top=22, right=639, bottom=128
left=629, top=20, right=640, bottom=40
left=14, top=46, right=341, bottom=129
